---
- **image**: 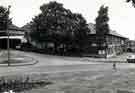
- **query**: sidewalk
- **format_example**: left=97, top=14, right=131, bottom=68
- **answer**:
left=0, top=50, right=133, bottom=66
left=82, top=53, right=133, bottom=63
left=0, top=50, right=38, bottom=66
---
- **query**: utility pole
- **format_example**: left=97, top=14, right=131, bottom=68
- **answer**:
left=7, top=5, right=11, bottom=66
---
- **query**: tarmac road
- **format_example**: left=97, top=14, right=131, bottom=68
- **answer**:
left=0, top=50, right=134, bottom=76
left=1, top=50, right=135, bottom=92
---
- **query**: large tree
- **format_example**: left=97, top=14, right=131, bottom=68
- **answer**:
left=126, top=0, right=135, bottom=7
left=0, top=6, right=12, bottom=30
left=29, top=1, right=89, bottom=54
left=95, top=5, right=109, bottom=50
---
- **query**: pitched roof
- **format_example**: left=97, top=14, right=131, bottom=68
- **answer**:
left=88, top=23, right=96, bottom=34
left=21, top=23, right=31, bottom=32
left=8, top=24, right=24, bottom=31
left=109, top=30, right=126, bottom=38
left=88, top=23, right=127, bottom=39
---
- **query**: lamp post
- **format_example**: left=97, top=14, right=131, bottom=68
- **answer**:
left=7, top=5, right=11, bottom=66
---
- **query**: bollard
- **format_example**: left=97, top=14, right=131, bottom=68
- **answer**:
left=113, top=62, right=116, bottom=70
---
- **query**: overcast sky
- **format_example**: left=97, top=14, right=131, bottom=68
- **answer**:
left=0, top=0, right=135, bottom=40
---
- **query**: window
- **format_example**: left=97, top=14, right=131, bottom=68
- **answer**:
left=91, top=43, right=97, bottom=47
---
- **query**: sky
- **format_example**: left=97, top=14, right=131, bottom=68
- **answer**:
left=0, top=0, right=135, bottom=40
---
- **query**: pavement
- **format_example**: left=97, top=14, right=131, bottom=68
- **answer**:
left=0, top=50, right=132, bottom=66
left=0, top=50, right=134, bottom=93
left=82, top=53, right=133, bottom=63
left=0, top=50, right=38, bottom=66
left=19, top=63, right=135, bottom=93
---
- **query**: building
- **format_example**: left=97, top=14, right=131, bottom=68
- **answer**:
left=0, top=24, right=25, bottom=49
left=127, top=40, right=135, bottom=52
left=87, top=23, right=128, bottom=58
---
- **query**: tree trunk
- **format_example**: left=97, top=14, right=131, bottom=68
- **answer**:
left=54, top=43, right=58, bottom=55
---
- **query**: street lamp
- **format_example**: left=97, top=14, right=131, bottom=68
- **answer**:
left=7, top=5, right=11, bottom=66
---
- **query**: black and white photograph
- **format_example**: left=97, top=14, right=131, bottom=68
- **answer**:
left=0, top=0, right=135, bottom=93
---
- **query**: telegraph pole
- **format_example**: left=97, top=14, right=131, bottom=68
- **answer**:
left=7, top=5, right=11, bottom=66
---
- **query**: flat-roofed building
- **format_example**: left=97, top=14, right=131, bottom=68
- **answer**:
left=0, top=24, right=25, bottom=49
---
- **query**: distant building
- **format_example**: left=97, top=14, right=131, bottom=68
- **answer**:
left=127, top=40, right=135, bottom=52
left=86, top=23, right=128, bottom=58
left=0, top=24, right=25, bottom=49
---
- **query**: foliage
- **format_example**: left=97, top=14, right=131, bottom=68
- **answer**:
left=95, top=5, right=109, bottom=49
left=126, top=0, right=135, bottom=7
left=29, top=1, right=89, bottom=54
left=0, top=6, right=12, bottom=30
left=0, top=76, right=52, bottom=92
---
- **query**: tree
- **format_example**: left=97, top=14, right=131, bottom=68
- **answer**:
left=95, top=5, right=109, bottom=50
left=0, top=6, right=12, bottom=30
left=29, top=1, right=89, bottom=55
left=0, top=6, right=12, bottom=66
left=126, top=0, right=135, bottom=7
left=72, top=13, right=90, bottom=54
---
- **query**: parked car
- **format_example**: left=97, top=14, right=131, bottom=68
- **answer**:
left=127, top=55, right=135, bottom=63
left=16, top=45, right=21, bottom=49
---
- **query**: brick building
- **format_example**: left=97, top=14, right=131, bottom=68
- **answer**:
left=127, top=40, right=135, bottom=52
left=86, top=23, right=128, bottom=58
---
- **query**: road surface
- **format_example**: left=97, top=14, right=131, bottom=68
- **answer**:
left=0, top=50, right=133, bottom=76
left=0, top=50, right=135, bottom=93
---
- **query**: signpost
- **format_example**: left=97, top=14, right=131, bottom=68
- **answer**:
left=7, top=5, right=11, bottom=66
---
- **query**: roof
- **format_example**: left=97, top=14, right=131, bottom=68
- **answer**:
left=0, top=36, right=23, bottom=39
left=88, top=23, right=127, bottom=39
left=88, top=23, right=96, bottom=34
left=0, top=24, right=25, bottom=36
left=21, top=23, right=31, bottom=31
left=109, top=30, right=126, bottom=38
left=0, top=30, right=24, bottom=36
left=0, top=36, right=27, bottom=42
left=8, top=24, right=24, bottom=31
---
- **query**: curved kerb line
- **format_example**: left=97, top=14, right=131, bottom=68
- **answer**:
left=0, top=57, right=39, bottom=67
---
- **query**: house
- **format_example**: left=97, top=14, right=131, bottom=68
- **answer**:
left=127, top=40, right=135, bottom=52
left=0, top=24, right=25, bottom=49
left=87, top=23, right=128, bottom=58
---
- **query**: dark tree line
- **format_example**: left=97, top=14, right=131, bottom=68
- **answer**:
left=28, top=1, right=90, bottom=55
left=0, top=1, right=132, bottom=56
left=0, top=6, right=12, bottom=30
left=126, top=0, right=135, bottom=7
left=95, top=5, right=109, bottom=50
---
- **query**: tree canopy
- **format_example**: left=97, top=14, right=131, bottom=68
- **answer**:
left=29, top=1, right=89, bottom=54
left=126, top=0, right=135, bottom=7
left=0, top=6, right=12, bottom=30
left=95, top=5, right=109, bottom=49
left=95, top=5, right=109, bottom=35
